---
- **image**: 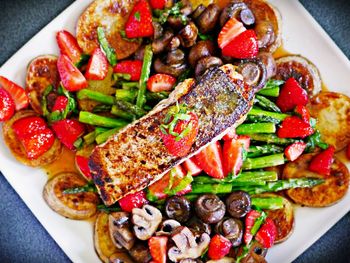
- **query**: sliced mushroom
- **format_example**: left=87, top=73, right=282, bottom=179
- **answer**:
left=255, top=21, right=275, bottom=49
left=156, top=219, right=181, bottom=236
left=168, top=36, right=181, bottom=51
left=195, top=194, right=226, bottom=224
left=109, top=212, right=135, bottom=250
left=179, top=22, right=198, bottom=48
left=153, top=21, right=164, bottom=40
left=186, top=217, right=211, bottom=236
left=152, top=30, right=174, bottom=54
left=257, top=52, right=276, bottom=79
left=129, top=242, right=152, bottom=263
left=168, top=226, right=210, bottom=262
left=132, top=205, right=162, bottom=240
left=188, top=40, right=215, bottom=67
left=196, top=4, right=220, bottom=34
left=154, top=58, right=188, bottom=77
left=215, top=217, right=243, bottom=247
left=166, top=49, right=186, bottom=66
left=165, top=196, right=191, bottom=223
left=220, top=2, right=255, bottom=27
left=192, top=4, right=206, bottom=20
left=195, top=56, right=223, bottom=79
left=237, top=59, right=267, bottom=92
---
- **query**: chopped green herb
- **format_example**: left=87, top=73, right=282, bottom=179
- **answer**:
left=134, top=11, right=141, bottom=21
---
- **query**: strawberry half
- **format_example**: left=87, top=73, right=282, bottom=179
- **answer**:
left=0, top=88, right=15, bottom=121
left=223, top=135, right=250, bottom=176
left=147, top=73, right=176, bottom=92
left=182, top=157, right=202, bottom=176
left=118, top=190, right=148, bottom=212
left=113, top=60, right=142, bottom=81
left=208, top=234, right=232, bottom=260
left=51, top=119, right=85, bottom=150
left=85, top=47, right=109, bottom=80
left=52, top=95, right=69, bottom=112
left=57, top=54, right=88, bottom=92
left=277, top=116, right=314, bottom=139
left=222, top=30, right=258, bottom=59
left=255, top=218, right=277, bottom=248
left=56, top=30, right=84, bottom=66
left=75, top=155, right=92, bottom=180
left=244, top=210, right=262, bottom=245
left=276, top=78, right=308, bottom=112
left=218, top=17, right=246, bottom=49
left=0, top=76, right=29, bottom=110
left=150, top=0, right=166, bottom=10
left=125, top=0, right=154, bottom=38
left=222, top=126, right=237, bottom=141
left=194, top=141, right=225, bottom=179
left=309, top=146, right=335, bottom=176
left=149, top=236, right=168, bottom=263
left=285, top=142, right=307, bottom=161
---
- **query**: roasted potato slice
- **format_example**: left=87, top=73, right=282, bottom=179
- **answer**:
left=109, top=252, right=134, bottom=263
left=308, top=92, right=350, bottom=151
left=275, top=55, right=322, bottom=97
left=43, top=172, right=99, bottom=219
left=25, top=55, right=60, bottom=114
left=76, top=0, right=141, bottom=59
left=283, top=154, right=349, bottom=207
left=2, top=110, right=62, bottom=167
left=94, top=212, right=123, bottom=263
left=256, top=193, right=294, bottom=243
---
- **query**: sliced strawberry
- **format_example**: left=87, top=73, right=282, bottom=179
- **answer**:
left=0, top=88, right=15, bottom=121
left=182, top=157, right=202, bottom=176
left=208, top=234, right=232, bottom=260
left=85, top=47, right=109, bottom=80
left=277, top=116, right=314, bottom=139
left=276, top=78, right=308, bottom=112
left=147, top=165, right=191, bottom=200
left=222, top=30, right=258, bottom=59
left=295, top=105, right=311, bottom=124
left=150, top=0, right=166, bottom=9
left=285, top=142, right=307, bottom=161
left=147, top=74, right=177, bottom=92
left=149, top=236, right=168, bottom=263
left=57, top=54, right=88, bottom=92
left=244, top=210, right=261, bottom=245
left=56, top=30, right=84, bottom=66
left=113, top=60, right=142, bottom=81
left=51, top=119, right=85, bottom=150
left=75, top=155, right=92, bottom=180
left=12, top=116, right=54, bottom=159
left=0, top=76, right=29, bottom=110
left=125, top=0, right=154, bottom=38
left=309, top=146, right=335, bottom=176
left=347, top=143, right=350, bottom=160
left=223, top=135, right=250, bottom=176
left=255, top=218, right=277, bottom=248
left=160, top=112, right=198, bottom=157
left=194, top=141, right=225, bottom=179
left=218, top=17, right=246, bottom=49
left=52, top=95, right=69, bottom=112
left=222, top=126, right=237, bottom=141
left=118, top=190, right=148, bottom=213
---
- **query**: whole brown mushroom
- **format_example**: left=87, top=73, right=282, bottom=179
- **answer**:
left=188, top=40, right=215, bottom=67
left=215, top=217, right=243, bottom=247
left=195, top=56, right=223, bottom=79
left=196, top=4, right=220, bottom=34
left=225, top=191, right=251, bottom=218
left=195, top=194, right=226, bottom=224
left=179, top=22, right=198, bottom=48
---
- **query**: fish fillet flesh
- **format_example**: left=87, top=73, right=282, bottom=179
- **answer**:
left=89, top=65, right=255, bottom=205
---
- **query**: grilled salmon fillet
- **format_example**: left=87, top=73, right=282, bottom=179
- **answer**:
left=89, top=65, right=255, bottom=205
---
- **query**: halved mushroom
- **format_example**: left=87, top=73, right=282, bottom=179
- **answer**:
left=196, top=4, right=221, bottom=34
left=168, top=36, right=181, bottom=51
left=195, top=56, right=223, bottom=79
left=157, top=219, right=181, bottom=236
left=132, top=205, right=162, bottom=240
left=257, top=52, right=276, bottom=79
left=179, top=22, right=198, bottom=48
left=129, top=242, right=152, bottom=263
left=215, top=217, right=243, bottom=247
left=237, top=59, right=267, bottom=92
left=43, top=172, right=98, bottom=219
left=188, top=40, right=216, bottom=67
left=152, top=30, right=174, bottom=54
left=225, top=191, right=252, bottom=218
left=109, top=212, right=135, bottom=250
left=168, top=226, right=210, bottom=262
left=166, top=49, right=186, bottom=66
left=154, top=57, right=188, bottom=77
left=195, top=194, right=226, bottom=224
left=220, top=2, right=255, bottom=27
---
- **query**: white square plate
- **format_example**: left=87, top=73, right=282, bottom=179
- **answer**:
left=0, top=0, right=349, bottom=262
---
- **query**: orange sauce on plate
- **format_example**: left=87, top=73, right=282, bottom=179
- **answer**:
left=43, top=146, right=77, bottom=179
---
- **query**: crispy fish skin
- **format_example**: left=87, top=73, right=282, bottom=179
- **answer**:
left=89, top=65, right=253, bottom=205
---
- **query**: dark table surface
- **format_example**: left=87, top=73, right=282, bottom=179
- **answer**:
left=0, top=0, right=350, bottom=262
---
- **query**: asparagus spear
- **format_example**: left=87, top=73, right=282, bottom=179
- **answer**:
left=95, top=127, right=121, bottom=144
left=247, top=145, right=284, bottom=158
left=236, top=123, right=276, bottom=135
left=257, top=87, right=280, bottom=97
left=83, top=131, right=96, bottom=145
left=121, top=82, right=139, bottom=89
left=248, top=134, right=297, bottom=145
left=97, top=27, right=117, bottom=66
left=111, top=105, right=135, bottom=120
left=193, top=171, right=278, bottom=184
left=251, top=197, right=284, bottom=210
left=115, top=100, right=147, bottom=118
left=137, top=45, right=153, bottom=108
left=242, top=153, right=285, bottom=170
left=254, top=95, right=281, bottom=112
left=246, top=115, right=281, bottom=124
left=116, top=89, right=137, bottom=102
left=79, top=111, right=128, bottom=128
left=77, top=89, right=115, bottom=105
left=248, top=107, right=289, bottom=122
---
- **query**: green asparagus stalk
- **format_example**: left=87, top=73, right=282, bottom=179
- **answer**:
left=246, top=115, right=281, bottom=124
left=79, top=111, right=128, bottom=128
left=95, top=127, right=121, bottom=144
left=251, top=197, right=284, bottom=210
left=97, top=204, right=121, bottom=213
left=247, top=145, right=284, bottom=158
left=257, top=87, right=280, bottom=97
left=77, top=89, right=115, bottom=105
left=111, top=105, right=135, bottom=120
left=248, top=134, right=297, bottom=145
left=115, top=100, right=147, bottom=118
left=97, top=27, right=117, bottom=66
left=242, top=153, right=285, bottom=170
left=248, top=107, right=289, bottom=121
left=83, top=131, right=97, bottom=145
left=137, top=45, right=153, bottom=108
left=63, top=182, right=97, bottom=194
left=116, top=89, right=137, bottom=102
left=146, top=91, right=170, bottom=101
left=113, top=73, right=131, bottom=81
left=191, top=183, right=233, bottom=195
left=92, top=104, right=112, bottom=113
left=121, top=82, right=139, bottom=89
left=236, top=123, right=276, bottom=135
left=254, top=95, right=281, bottom=112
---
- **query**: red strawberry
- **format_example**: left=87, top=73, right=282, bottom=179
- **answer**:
left=194, top=141, right=225, bottom=179
left=208, top=234, right=232, bottom=260
left=57, top=54, right=88, bottom=92
left=150, top=0, right=166, bottom=9
left=160, top=112, right=198, bottom=157
left=12, top=116, right=54, bottom=159
left=223, top=135, right=250, bottom=176
left=75, top=155, right=92, bottom=180
left=113, top=60, right=142, bottom=81
left=218, top=17, right=246, bottom=49
left=0, top=76, right=29, bottom=110
left=85, top=47, right=109, bottom=80
left=222, top=126, right=237, bottom=141
left=0, top=88, right=15, bottom=121
left=125, top=0, right=154, bottom=38
left=147, top=74, right=177, bottom=92
left=51, top=119, right=85, bottom=150
left=276, top=78, right=308, bottom=112
left=244, top=210, right=261, bottom=245
left=285, top=142, right=307, bottom=161
left=309, top=146, right=335, bottom=176
left=52, top=95, right=68, bottom=112
left=182, top=157, right=202, bottom=176
left=222, top=30, right=258, bottom=59
left=347, top=143, right=350, bottom=160
left=56, top=30, right=84, bottom=66
left=295, top=105, right=311, bottom=123
left=118, top=190, right=148, bottom=212
left=277, top=116, right=314, bottom=138
left=149, top=236, right=168, bottom=263
left=255, top=218, right=277, bottom=248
